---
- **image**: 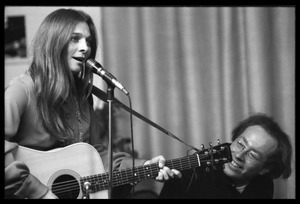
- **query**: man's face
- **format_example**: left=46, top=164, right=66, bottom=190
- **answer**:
left=223, top=125, right=278, bottom=186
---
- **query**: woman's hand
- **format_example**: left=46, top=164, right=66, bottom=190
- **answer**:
left=41, top=190, right=58, bottom=199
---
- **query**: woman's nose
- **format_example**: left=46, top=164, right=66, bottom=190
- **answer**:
left=79, top=39, right=89, bottom=53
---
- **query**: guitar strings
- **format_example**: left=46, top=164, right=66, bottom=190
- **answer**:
left=50, top=149, right=227, bottom=197
left=50, top=158, right=196, bottom=195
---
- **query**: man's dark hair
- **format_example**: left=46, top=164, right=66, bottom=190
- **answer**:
left=231, top=113, right=292, bottom=179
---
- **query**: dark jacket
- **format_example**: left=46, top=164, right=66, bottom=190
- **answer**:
left=159, top=167, right=274, bottom=199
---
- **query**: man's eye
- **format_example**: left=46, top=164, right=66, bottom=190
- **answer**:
left=249, top=152, right=262, bottom=162
left=249, top=152, right=255, bottom=158
left=237, top=140, right=245, bottom=149
left=238, top=140, right=243, bottom=146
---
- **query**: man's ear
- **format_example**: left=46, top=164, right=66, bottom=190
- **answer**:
left=259, top=168, right=270, bottom=175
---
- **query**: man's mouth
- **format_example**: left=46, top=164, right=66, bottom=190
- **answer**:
left=231, top=160, right=243, bottom=169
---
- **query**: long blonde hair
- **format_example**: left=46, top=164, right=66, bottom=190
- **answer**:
left=29, top=9, right=98, bottom=142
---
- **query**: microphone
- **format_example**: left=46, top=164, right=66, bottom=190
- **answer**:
left=86, top=59, right=129, bottom=95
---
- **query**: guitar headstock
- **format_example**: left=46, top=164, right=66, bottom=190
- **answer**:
left=195, top=141, right=232, bottom=171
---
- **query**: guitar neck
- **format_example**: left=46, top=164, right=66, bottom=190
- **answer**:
left=81, top=154, right=200, bottom=192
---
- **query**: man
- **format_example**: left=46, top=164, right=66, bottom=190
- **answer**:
left=159, top=113, right=292, bottom=199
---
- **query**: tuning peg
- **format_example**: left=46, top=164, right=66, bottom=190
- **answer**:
left=209, top=142, right=213, bottom=148
left=200, top=144, right=205, bottom=150
left=217, top=139, right=220, bottom=145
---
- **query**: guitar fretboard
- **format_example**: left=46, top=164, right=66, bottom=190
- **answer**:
left=80, top=154, right=200, bottom=193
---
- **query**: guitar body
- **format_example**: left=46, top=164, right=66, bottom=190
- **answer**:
left=12, top=141, right=232, bottom=199
left=14, top=143, right=108, bottom=199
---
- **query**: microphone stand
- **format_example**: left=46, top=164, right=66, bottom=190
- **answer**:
left=106, top=84, right=114, bottom=199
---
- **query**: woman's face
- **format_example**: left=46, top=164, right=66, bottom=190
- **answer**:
left=67, top=22, right=92, bottom=74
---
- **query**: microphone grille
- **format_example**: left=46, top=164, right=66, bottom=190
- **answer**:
left=85, top=59, right=95, bottom=69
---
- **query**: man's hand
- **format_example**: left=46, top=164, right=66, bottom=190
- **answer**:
left=144, top=155, right=182, bottom=181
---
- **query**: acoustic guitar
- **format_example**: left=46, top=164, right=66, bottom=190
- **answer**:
left=13, top=142, right=232, bottom=199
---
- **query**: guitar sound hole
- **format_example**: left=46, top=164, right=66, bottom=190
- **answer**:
left=51, top=174, right=80, bottom=199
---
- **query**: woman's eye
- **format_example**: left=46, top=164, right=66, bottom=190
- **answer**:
left=86, top=39, right=91, bottom=46
left=71, top=36, right=79, bottom=42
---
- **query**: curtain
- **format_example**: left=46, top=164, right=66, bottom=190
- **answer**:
left=99, top=7, right=295, bottom=199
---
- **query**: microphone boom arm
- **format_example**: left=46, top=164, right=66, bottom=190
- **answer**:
left=91, top=85, right=200, bottom=151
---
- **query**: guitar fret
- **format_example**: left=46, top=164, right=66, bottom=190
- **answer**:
left=140, top=165, right=147, bottom=180
left=138, top=165, right=147, bottom=180
left=124, top=168, right=133, bottom=184
left=130, top=167, right=137, bottom=182
left=135, top=166, right=142, bottom=181
left=93, top=175, right=100, bottom=191
left=166, top=154, right=199, bottom=171
left=144, top=165, right=153, bottom=178
left=102, top=174, right=109, bottom=190
left=125, top=168, right=138, bottom=184
left=181, top=158, right=188, bottom=169
left=113, top=172, right=120, bottom=185
left=120, top=169, right=130, bottom=184
left=94, top=173, right=108, bottom=192
left=99, top=174, right=106, bottom=189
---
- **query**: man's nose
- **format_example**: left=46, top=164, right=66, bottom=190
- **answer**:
left=235, top=149, right=247, bottom=161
